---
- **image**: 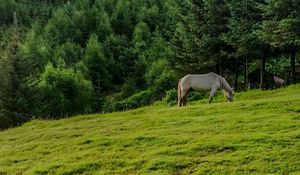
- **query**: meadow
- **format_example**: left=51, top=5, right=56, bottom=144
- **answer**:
left=0, top=85, right=299, bottom=175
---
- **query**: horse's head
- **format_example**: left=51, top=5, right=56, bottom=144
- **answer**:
left=226, top=87, right=234, bottom=102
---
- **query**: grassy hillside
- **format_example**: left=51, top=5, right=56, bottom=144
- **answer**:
left=0, top=85, right=300, bottom=175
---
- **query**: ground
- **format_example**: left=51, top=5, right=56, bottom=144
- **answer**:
left=0, top=85, right=299, bottom=175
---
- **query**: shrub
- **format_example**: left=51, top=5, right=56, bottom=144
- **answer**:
left=163, top=89, right=209, bottom=106
left=187, top=91, right=207, bottom=101
left=0, top=111, right=12, bottom=130
left=38, top=64, right=94, bottom=118
left=113, top=90, right=152, bottom=111
left=146, top=59, right=177, bottom=98
left=102, top=93, right=122, bottom=113
left=163, top=88, right=177, bottom=106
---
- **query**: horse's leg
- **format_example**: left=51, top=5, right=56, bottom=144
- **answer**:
left=178, top=90, right=184, bottom=107
left=178, top=88, right=184, bottom=107
left=181, top=89, right=189, bottom=106
left=178, top=79, right=182, bottom=107
left=178, top=92, right=182, bottom=107
left=183, top=98, right=186, bottom=106
left=208, top=88, right=217, bottom=104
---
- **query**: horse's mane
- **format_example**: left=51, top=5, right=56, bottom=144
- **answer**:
left=218, top=75, right=232, bottom=93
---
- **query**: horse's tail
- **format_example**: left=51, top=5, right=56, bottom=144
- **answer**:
left=178, top=79, right=182, bottom=107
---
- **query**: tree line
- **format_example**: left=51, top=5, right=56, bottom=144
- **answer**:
left=0, top=0, right=299, bottom=129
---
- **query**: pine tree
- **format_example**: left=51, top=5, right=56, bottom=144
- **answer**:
left=172, top=0, right=230, bottom=74
left=224, top=0, right=263, bottom=89
left=84, top=34, right=111, bottom=111
left=0, top=25, right=39, bottom=129
left=259, top=0, right=300, bottom=83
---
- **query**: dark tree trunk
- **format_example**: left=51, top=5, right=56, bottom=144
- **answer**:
left=260, top=52, right=266, bottom=89
left=290, top=45, right=296, bottom=83
left=234, top=71, right=239, bottom=90
left=244, top=57, right=248, bottom=90
left=13, top=11, right=17, bottom=28
left=234, top=58, right=239, bottom=89
left=215, top=63, right=222, bottom=75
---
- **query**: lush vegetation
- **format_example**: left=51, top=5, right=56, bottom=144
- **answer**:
left=0, top=85, right=299, bottom=174
left=0, top=0, right=299, bottom=128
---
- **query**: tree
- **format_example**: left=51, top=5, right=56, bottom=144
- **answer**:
left=39, top=63, right=94, bottom=118
left=53, top=41, right=83, bottom=66
left=0, top=0, right=16, bottom=26
left=259, top=0, right=300, bottom=83
left=146, top=34, right=176, bottom=98
left=92, top=2, right=113, bottom=41
left=224, top=0, right=262, bottom=89
left=84, top=34, right=111, bottom=110
left=103, top=34, right=134, bottom=85
left=0, top=27, right=39, bottom=129
left=171, top=0, right=205, bottom=74
left=172, top=0, right=230, bottom=75
left=111, top=0, right=140, bottom=38
left=21, top=23, right=51, bottom=73
left=44, top=7, right=75, bottom=45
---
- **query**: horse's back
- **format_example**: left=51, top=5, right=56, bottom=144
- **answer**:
left=181, top=73, right=220, bottom=90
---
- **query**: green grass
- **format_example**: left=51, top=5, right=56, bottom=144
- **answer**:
left=1, top=85, right=300, bottom=175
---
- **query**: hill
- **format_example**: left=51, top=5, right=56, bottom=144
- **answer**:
left=0, top=85, right=300, bottom=175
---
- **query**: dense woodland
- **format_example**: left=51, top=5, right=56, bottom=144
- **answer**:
left=0, top=0, right=299, bottom=129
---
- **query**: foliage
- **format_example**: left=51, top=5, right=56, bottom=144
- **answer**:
left=145, top=35, right=177, bottom=98
left=21, top=24, right=51, bottom=72
left=38, top=64, right=94, bottom=118
left=146, top=59, right=177, bottom=98
left=164, top=88, right=209, bottom=106
left=0, top=0, right=299, bottom=128
left=113, top=90, right=152, bottom=111
left=0, top=29, right=39, bottom=129
left=186, top=91, right=208, bottom=102
left=103, top=90, right=153, bottom=112
left=163, top=88, right=177, bottom=106
left=259, top=0, right=300, bottom=48
left=54, top=40, right=82, bottom=66
left=84, top=34, right=110, bottom=91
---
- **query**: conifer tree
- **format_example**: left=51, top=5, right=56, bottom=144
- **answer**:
left=0, top=26, right=39, bottom=129
left=259, top=0, right=300, bottom=83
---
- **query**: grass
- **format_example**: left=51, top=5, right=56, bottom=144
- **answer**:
left=0, top=85, right=300, bottom=175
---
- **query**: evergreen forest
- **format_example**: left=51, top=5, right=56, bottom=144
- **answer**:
left=0, top=0, right=299, bottom=129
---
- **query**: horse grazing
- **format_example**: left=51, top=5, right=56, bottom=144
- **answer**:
left=273, top=76, right=286, bottom=88
left=178, top=72, right=234, bottom=106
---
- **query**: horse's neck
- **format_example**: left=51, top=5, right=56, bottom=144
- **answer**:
left=219, top=76, right=231, bottom=92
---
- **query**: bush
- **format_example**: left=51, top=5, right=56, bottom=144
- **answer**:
left=113, top=90, right=152, bottom=111
left=0, top=111, right=12, bottom=130
left=102, top=93, right=122, bottom=113
left=187, top=91, right=207, bottom=101
left=163, top=88, right=177, bottom=106
left=38, top=64, right=94, bottom=118
left=163, top=89, right=209, bottom=106
left=102, top=90, right=152, bottom=112
left=120, top=78, right=137, bottom=98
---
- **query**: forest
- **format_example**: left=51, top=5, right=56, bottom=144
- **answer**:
left=0, top=0, right=299, bottom=129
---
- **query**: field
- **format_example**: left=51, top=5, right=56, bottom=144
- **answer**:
left=0, top=85, right=300, bottom=175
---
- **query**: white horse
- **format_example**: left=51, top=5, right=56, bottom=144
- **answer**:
left=178, top=72, right=234, bottom=106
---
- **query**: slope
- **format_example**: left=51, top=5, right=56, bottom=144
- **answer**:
left=0, top=85, right=300, bottom=175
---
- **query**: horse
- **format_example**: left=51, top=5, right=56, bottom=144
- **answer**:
left=248, top=69, right=287, bottom=89
left=273, top=76, right=286, bottom=88
left=177, top=72, right=234, bottom=106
